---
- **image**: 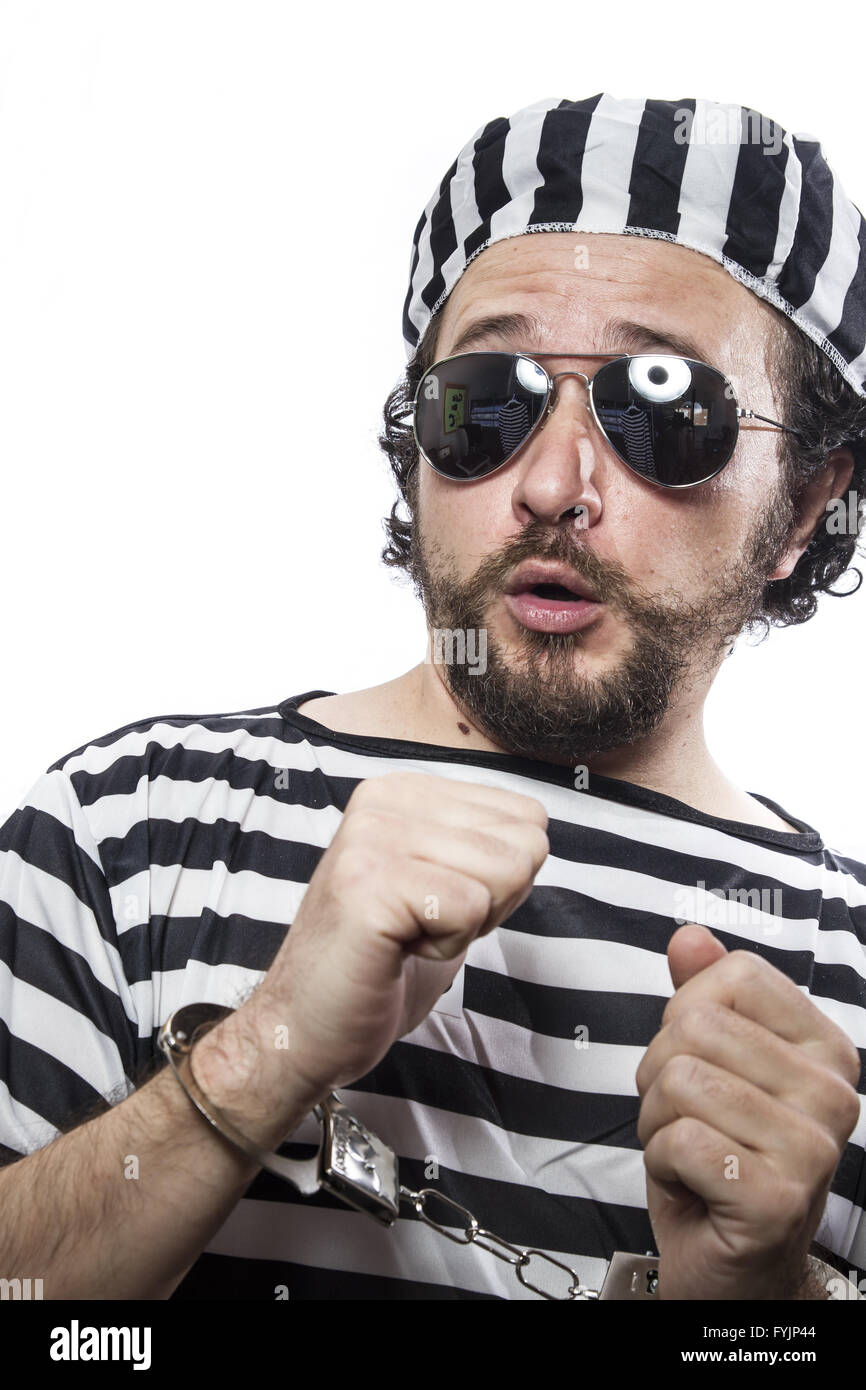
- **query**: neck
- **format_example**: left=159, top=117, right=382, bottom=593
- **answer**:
left=396, top=658, right=738, bottom=816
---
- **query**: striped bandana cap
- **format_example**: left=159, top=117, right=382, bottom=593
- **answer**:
left=402, top=94, right=866, bottom=397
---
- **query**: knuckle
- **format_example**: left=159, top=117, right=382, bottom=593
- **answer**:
left=635, top=1049, right=654, bottom=1095
left=636, top=1108, right=650, bottom=1147
left=330, top=844, right=380, bottom=886
left=726, top=948, right=766, bottom=985
left=346, top=777, right=376, bottom=808
left=635, top=1047, right=653, bottom=1094
left=497, top=788, right=547, bottom=824
left=841, top=1084, right=863, bottom=1137
left=659, top=1051, right=705, bottom=1099
left=343, top=807, right=392, bottom=842
left=468, top=826, right=523, bottom=869
left=814, top=1127, right=845, bottom=1183
left=665, top=1114, right=708, bottom=1154
left=835, top=1035, right=862, bottom=1090
left=510, top=834, right=545, bottom=879
left=519, top=794, right=549, bottom=828
left=509, top=846, right=536, bottom=887
left=823, top=1072, right=862, bottom=1139
left=459, top=877, right=493, bottom=931
left=784, top=1120, right=842, bottom=1192
left=347, top=772, right=418, bottom=807
left=527, top=823, right=551, bottom=866
left=770, top=1175, right=812, bottom=1231
left=671, top=1003, right=722, bottom=1049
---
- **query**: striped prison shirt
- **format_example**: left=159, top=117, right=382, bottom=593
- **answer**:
left=0, top=689, right=864, bottom=1300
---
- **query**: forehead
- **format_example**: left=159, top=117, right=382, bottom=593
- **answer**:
left=436, top=231, right=777, bottom=369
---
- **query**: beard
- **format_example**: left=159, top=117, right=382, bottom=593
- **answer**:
left=406, top=475, right=796, bottom=767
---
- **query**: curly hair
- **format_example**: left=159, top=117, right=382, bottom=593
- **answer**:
left=378, top=304, right=866, bottom=632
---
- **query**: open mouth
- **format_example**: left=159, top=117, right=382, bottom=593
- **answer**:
left=503, top=582, right=605, bottom=634
left=528, top=583, right=583, bottom=600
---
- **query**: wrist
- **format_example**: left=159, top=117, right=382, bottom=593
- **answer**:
left=190, top=1008, right=328, bottom=1151
left=747, top=1253, right=824, bottom=1301
left=748, top=1252, right=832, bottom=1301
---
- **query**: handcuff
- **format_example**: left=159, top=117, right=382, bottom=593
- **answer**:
left=157, top=1002, right=860, bottom=1301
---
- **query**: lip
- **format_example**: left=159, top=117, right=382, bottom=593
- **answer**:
left=504, top=561, right=601, bottom=603
left=503, top=590, right=606, bottom=634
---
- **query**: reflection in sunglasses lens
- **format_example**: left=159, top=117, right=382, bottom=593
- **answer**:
left=415, top=354, right=549, bottom=480
left=592, top=357, right=738, bottom=486
left=414, top=353, right=739, bottom=486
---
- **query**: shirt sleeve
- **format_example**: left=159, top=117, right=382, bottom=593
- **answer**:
left=0, top=764, right=142, bottom=1162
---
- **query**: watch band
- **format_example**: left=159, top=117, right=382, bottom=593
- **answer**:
left=157, top=1002, right=400, bottom=1223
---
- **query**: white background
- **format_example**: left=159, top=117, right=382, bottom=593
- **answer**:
left=1, top=1, right=864, bottom=854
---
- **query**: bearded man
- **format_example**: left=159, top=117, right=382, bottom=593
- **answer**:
left=1, top=94, right=865, bottom=1302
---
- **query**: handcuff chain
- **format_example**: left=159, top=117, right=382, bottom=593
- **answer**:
left=398, top=1184, right=600, bottom=1300
left=159, top=1005, right=604, bottom=1301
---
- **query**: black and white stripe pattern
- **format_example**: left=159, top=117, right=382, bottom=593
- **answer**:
left=0, top=692, right=865, bottom=1299
left=403, top=95, right=866, bottom=397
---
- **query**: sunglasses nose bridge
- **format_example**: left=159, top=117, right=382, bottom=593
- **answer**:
left=542, top=368, right=593, bottom=422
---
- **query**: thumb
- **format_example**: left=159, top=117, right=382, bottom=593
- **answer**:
left=668, top=922, right=727, bottom=991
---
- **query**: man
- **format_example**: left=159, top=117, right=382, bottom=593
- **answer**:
left=0, top=94, right=864, bottom=1302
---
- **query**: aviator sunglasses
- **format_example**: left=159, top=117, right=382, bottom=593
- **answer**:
left=412, top=351, right=803, bottom=489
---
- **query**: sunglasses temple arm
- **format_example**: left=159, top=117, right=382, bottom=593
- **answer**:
left=739, top=408, right=802, bottom=438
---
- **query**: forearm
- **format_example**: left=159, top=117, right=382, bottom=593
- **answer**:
left=0, top=1014, right=324, bottom=1300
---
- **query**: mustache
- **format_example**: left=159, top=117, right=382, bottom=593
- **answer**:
left=473, top=528, right=631, bottom=611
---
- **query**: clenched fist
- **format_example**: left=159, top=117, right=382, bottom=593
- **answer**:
left=637, top=924, right=862, bottom=1300
left=219, top=771, right=549, bottom=1119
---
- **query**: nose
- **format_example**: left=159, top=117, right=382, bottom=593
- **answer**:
left=510, top=367, right=603, bottom=526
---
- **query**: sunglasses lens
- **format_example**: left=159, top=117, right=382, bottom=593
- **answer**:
left=592, top=356, right=738, bottom=486
left=414, top=353, right=548, bottom=480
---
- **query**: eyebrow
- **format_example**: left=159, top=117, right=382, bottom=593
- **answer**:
left=448, top=312, right=547, bottom=356
left=446, top=311, right=711, bottom=365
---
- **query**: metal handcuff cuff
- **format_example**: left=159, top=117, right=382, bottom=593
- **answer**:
left=157, top=1002, right=858, bottom=1302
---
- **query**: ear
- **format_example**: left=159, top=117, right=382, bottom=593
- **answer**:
left=768, top=446, right=856, bottom=582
